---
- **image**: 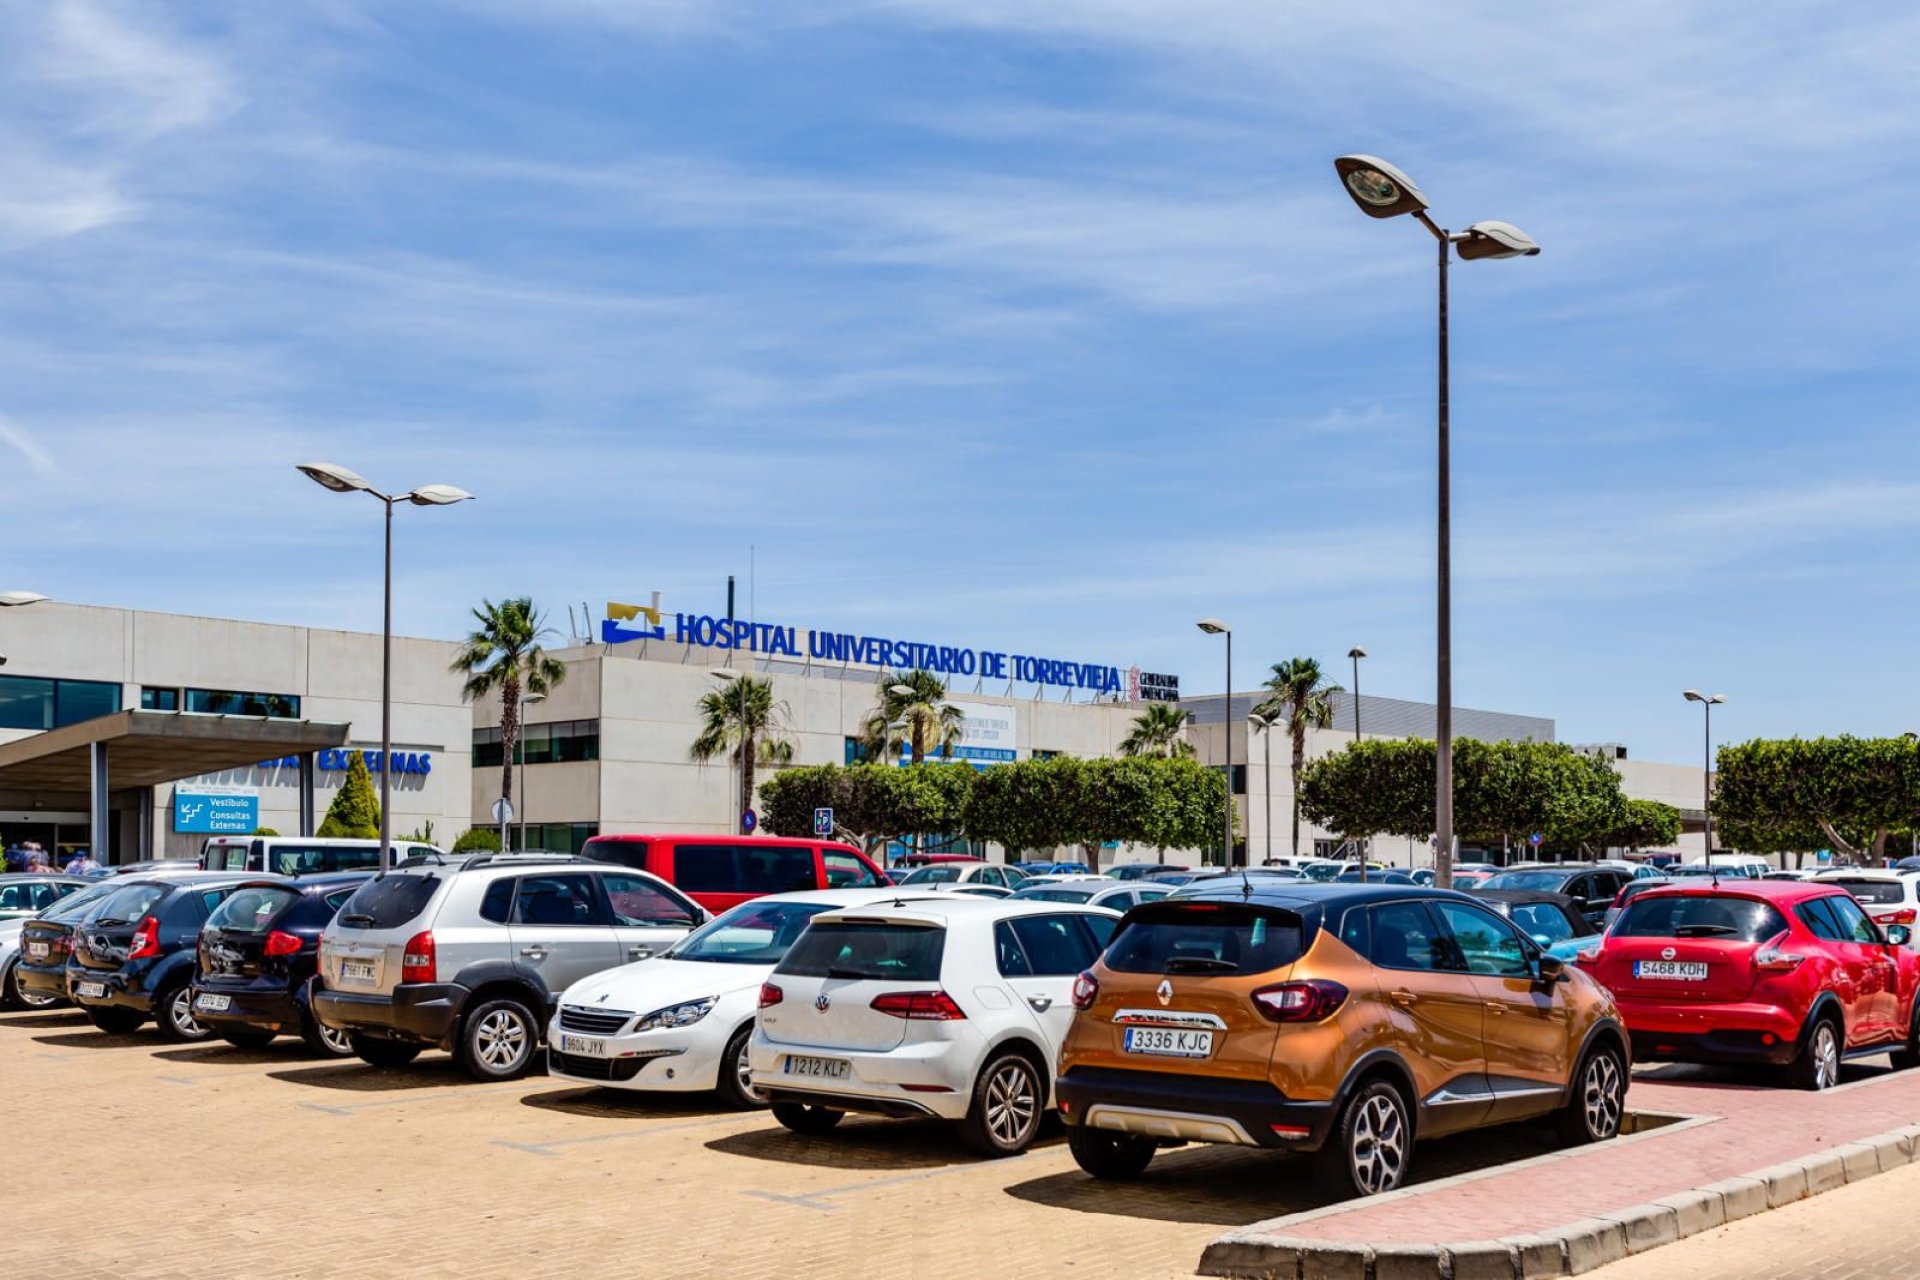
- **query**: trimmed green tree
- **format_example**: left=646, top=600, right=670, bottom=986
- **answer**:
left=1585, top=798, right=1683, bottom=854
left=317, top=752, right=381, bottom=838
left=451, top=827, right=502, bottom=854
left=1712, top=736, right=1920, bottom=865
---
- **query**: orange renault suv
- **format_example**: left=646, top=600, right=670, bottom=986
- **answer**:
left=1056, top=882, right=1628, bottom=1197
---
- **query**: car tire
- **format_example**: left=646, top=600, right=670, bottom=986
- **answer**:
left=3, top=960, right=58, bottom=1010
left=1067, top=1124, right=1156, bottom=1180
left=84, top=1004, right=145, bottom=1034
left=455, top=997, right=540, bottom=1081
left=957, top=1051, right=1045, bottom=1157
left=1891, top=1004, right=1920, bottom=1072
left=771, top=1101, right=845, bottom=1135
left=1314, top=1079, right=1412, bottom=1199
left=155, top=981, right=215, bottom=1043
left=1790, top=1013, right=1843, bottom=1091
left=1554, top=1043, right=1626, bottom=1145
left=302, top=1011, right=355, bottom=1058
left=715, top=1025, right=766, bottom=1110
left=349, top=1031, right=423, bottom=1068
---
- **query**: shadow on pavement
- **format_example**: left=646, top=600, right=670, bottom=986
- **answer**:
left=265, top=1054, right=523, bottom=1091
left=155, top=1041, right=318, bottom=1066
left=32, top=1030, right=153, bottom=1050
left=519, top=1087, right=737, bottom=1120
left=0, top=1009, right=88, bottom=1029
left=1636, top=1059, right=1888, bottom=1090
left=706, top=1115, right=1062, bottom=1171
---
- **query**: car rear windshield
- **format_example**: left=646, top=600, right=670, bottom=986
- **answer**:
left=206, top=886, right=299, bottom=933
left=1613, top=895, right=1788, bottom=943
left=1478, top=870, right=1575, bottom=892
left=669, top=901, right=836, bottom=964
left=91, top=883, right=168, bottom=926
left=776, top=921, right=946, bottom=981
left=1104, top=902, right=1308, bottom=976
left=1822, top=878, right=1907, bottom=905
left=334, top=874, right=440, bottom=930
left=1013, top=887, right=1097, bottom=903
left=41, top=880, right=119, bottom=922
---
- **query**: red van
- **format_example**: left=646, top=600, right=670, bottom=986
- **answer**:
left=577, top=833, right=890, bottom=913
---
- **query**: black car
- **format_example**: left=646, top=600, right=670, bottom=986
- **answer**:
left=1471, top=864, right=1634, bottom=926
left=65, top=874, right=264, bottom=1040
left=191, top=873, right=369, bottom=1055
left=1465, top=888, right=1596, bottom=951
left=4, top=879, right=124, bottom=1009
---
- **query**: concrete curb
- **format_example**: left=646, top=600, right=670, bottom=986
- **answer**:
left=1197, top=1120, right=1920, bottom=1280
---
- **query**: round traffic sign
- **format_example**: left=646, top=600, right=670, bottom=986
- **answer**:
left=742, top=809, right=757, bottom=833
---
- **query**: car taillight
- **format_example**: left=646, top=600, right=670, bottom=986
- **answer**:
left=1754, top=931, right=1803, bottom=972
left=758, top=982, right=784, bottom=1009
left=1250, top=979, right=1348, bottom=1022
left=1071, top=970, right=1099, bottom=1011
left=264, top=930, right=304, bottom=958
left=128, top=916, right=161, bottom=960
left=1877, top=909, right=1917, bottom=926
left=401, top=931, right=436, bottom=983
left=870, top=990, right=968, bottom=1020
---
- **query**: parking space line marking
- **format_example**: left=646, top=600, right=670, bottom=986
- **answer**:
left=490, top=1114, right=745, bottom=1156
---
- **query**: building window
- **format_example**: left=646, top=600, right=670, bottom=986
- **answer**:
left=474, top=720, right=599, bottom=768
left=844, top=736, right=871, bottom=765
left=0, top=675, right=123, bottom=731
left=140, top=688, right=180, bottom=711
left=1213, top=764, right=1247, bottom=795
left=1031, top=749, right=1062, bottom=761
left=508, top=822, right=599, bottom=854
left=185, top=688, right=301, bottom=718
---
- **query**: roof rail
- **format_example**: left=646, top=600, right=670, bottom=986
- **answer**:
left=457, top=851, right=592, bottom=871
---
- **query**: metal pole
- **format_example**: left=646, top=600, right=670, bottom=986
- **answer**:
left=1262, top=722, right=1273, bottom=866
left=1225, top=631, right=1235, bottom=867
left=1702, top=701, right=1713, bottom=870
left=1353, top=653, right=1365, bottom=880
left=1435, top=229, right=1454, bottom=890
left=517, top=738, right=526, bottom=852
left=379, top=496, right=394, bottom=873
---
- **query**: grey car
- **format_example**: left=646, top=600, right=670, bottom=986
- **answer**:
left=312, top=854, right=709, bottom=1080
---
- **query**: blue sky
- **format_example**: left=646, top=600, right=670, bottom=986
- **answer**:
left=2, top=2, right=1917, bottom=763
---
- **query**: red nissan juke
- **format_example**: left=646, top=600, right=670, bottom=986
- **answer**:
left=1585, top=879, right=1920, bottom=1089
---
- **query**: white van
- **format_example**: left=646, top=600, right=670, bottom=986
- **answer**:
left=198, top=836, right=444, bottom=876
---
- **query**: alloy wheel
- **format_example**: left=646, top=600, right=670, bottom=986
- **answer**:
left=1582, top=1053, right=1623, bottom=1138
left=1349, top=1093, right=1407, bottom=1194
left=1812, top=1022, right=1840, bottom=1090
left=18, top=986, right=56, bottom=1010
left=474, top=1008, right=529, bottom=1071
left=734, top=1037, right=763, bottom=1103
left=984, top=1061, right=1039, bottom=1148
left=319, top=1022, right=353, bottom=1055
left=169, top=989, right=205, bottom=1039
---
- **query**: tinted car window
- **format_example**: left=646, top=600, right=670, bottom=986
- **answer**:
left=822, top=850, right=880, bottom=889
left=479, top=879, right=514, bottom=924
left=994, top=921, right=1032, bottom=977
left=1796, top=897, right=1846, bottom=941
left=511, top=874, right=603, bottom=927
left=1008, top=915, right=1096, bottom=976
left=1823, top=894, right=1882, bottom=944
left=1105, top=903, right=1305, bottom=977
left=336, top=875, right=440, bottom=929
left=1479, top=870, right=1578, bottom=893
left=600, top=874, right=698, bottom=927
left=778, top=922, right=946, bottom=981
left=42, top=880, right=118, bottom=922
left=1367, top=901, right=1454, bottom=973
left=670, top=901, right=829, bottom=964
left=672, top=844, right=817, bottom=896
left=1511, top=902, right=1576, bottom=944
left=266, top=845, right=381, bottom=876
left=899, top=865, right=964, bottom=885
left=1823, top=878, right=1906, bottom=906
left=579, top=837, right=648, bottom=871
left=207, top=886, right=298, bottom=933
left=93, top=883, right=167, bottom=925
left=1079, top=914, right=1117, bottom=951
left=1431, top=901, right=1531, bottom=977
left=1613, top=895, right=1788, bottom=943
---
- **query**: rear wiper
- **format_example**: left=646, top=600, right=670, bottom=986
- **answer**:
left=1672, top=924, right=1735, bottom=936
left=825, top=965, right=872, bottom=980
left=94, top=917, right=128, bottom=927
left=1165, top=956, right=1237, bottom=974
left=338, top=913, right=375, bottom=927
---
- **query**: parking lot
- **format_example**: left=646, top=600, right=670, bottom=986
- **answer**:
left=3, top=1005, right=1607, bottom=1279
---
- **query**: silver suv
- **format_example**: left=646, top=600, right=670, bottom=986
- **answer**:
left=312, top=854, right=708, bottom=1080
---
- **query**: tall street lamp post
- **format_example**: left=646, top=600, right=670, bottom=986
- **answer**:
left=517, top=690, right=545, bottom=851
left=1333, top=155, right=1539, bottom=889
left=889, top=682, right=921, bottom=861
left=1683, top=690, right=1726, bottom=870
left=711, top=669, right=748, bottom=833
left=298, top=464, right=473, bottom=871
left=1248, top=710, right=1276, bottom=866
left=1348, top=646, right=1367, bottom=873
left=1197, top=619, right=1234, bottom=867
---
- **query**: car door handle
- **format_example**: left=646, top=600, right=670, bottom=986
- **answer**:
left=519, top=947, right=547, bottom=960
left=1485, top=1002, right=1507, bottom=1015
left=1027, top=995, right=1053, bottom=1012
left=627, top=946, right=653, bottom=959
left=1389, top=989, right=1418, bottom=1008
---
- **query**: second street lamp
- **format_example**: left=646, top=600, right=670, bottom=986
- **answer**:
left=1197, top=619, right=1234, bottom=867
left=1333, top=155, right=1540, bottom=889
left=1249, top=709, right=1276, bottom=866
left=1683, top=690, right=1726, bottom=870
left=297, top=463, right=473, bottom=871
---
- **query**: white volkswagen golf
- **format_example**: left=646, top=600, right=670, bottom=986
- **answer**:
left=546, top=888, right=938, bottom=1106
left=749, top=897, right=1120, bottom=1156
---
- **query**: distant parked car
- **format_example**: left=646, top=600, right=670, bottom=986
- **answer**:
left=577, top=834, right=890, bottom=913
left=1467, top=889, right=1597, bottom=962
left=1810, top=870, right=1920, bottom=944
left=200, top=836, right=443, bottom=875
left=1664, top=858, right=1774, bottom=880
left=895, top=862, right=1028, bottom=890
left=66, top=874, right=267, bottom=1040
left=1475, top=864, right=1634, bottom=927
left=1010, top=877, right=1171, bottom=912
left=1333, top=869, right=1415, bottom=885
left=191, top=873, right=372, bottom=1055
left=1108, top=864, right=1189, bottom=881
left=0, top=875, right=89, bottom=921
left=2, top=879, right=124, bottom=1009
left=751, top=897, right=1120, bottom=1155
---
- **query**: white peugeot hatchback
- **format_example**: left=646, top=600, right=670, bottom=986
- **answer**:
left=748, top=897, right=1120, bottom=1156
left=546, top=888, right=938, bottom=1105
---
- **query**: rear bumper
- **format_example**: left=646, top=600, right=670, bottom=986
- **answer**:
left=67, top=965, right=155, bottom=1014
left=190, top=980, right=304, bottom=1033
left=1056, top=1066, right=1336, bottom=1151
left=1617, top=998, right=1804, bottom=1065
left=14, top=960, right=70, bottom=1002
left=747, top=1030, right=980, bottom=1121
left=312, top=982, right=465, bottom=1048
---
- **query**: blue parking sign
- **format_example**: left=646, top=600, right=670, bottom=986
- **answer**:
left=813, top=807, right=834, bottom=837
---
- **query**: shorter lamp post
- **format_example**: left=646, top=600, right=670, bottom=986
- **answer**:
left=1197, top=619, right=1234, bottom=867
left=516, top=691, right=545, bottom=851
left=711, top=669, right=747, bottom=832
left=1683, top=690, right=1726, bottom=869
left=1248, top=710, right=1276, bottom=866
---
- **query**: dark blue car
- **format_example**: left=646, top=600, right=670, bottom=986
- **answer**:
left=189, top=872, right=371, bottom=1055
left=65, top=873, right=264, bottom=1041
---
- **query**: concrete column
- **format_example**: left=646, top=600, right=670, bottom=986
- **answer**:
left=89, top=741, right=110, bottom=863
left=298, top=752, right=317, bottom=837
left=136, top=786, right=154, bottom=861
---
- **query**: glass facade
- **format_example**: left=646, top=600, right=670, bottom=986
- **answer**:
left=185, top=688, right=301, bottom=718
left=140, top=687, right=179, bottom=711
left=0, top=674, right=123, bottom=730
left=507, top=822, right=599, bottom=854
left=474, top=719, right=600, bottom=768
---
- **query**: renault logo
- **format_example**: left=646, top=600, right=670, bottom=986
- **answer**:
left=815, top=993, right=831, bottom=1013
left=1661, top=947, right=1676, bottom=961
left=1155, top=979, right=1173, bottom=1007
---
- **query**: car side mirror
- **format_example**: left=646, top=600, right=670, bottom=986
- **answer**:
left=1535, top=954, right=1569, bottom=984
left=1887, top=925, right=1911, bottom=948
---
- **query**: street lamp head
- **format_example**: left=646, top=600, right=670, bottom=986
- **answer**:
left=1709, top=694, right=1727, bottom=705
left=406, top=484, right=475, bottom=507
left=0, top=590, right=48, bottom=608
left=710, top=668, right=740, bottom=681
left=888, top=683, right=917, bottom=697
left=1682, top=689, right=1704, bottom=703
left=1247, top=710, right=1273, bottom=728
left=1454, top=220, right=1540, bottom=260
left=1333, top=155, right=1429, bottom=219
left=1347, top=646, right=1367, bottom=660
left=1195, top=618, right=1230, bottom=636
left=296, top=462, right=372, bottom=495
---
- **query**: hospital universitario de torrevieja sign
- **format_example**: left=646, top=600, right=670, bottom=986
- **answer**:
left=601, top=598, right=1178, bottom=701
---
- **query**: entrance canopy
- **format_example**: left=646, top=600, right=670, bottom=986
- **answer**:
left=0, top=710, right=351, bottom=860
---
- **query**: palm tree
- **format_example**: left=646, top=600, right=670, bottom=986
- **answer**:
left=450, top=598, right=568, bottom=811
left=1254, top=657, right=1343, bottom=857
left=862, top=669, right=964, bottom=764
left=690, top=674, right=793, bottom=821
left=1120, top=703, right=1195, bottom=758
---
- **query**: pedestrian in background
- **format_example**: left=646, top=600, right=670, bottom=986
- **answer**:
left=2, top=844, right=24, bottom=873
left=64, top=850, right=97, bottom=875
